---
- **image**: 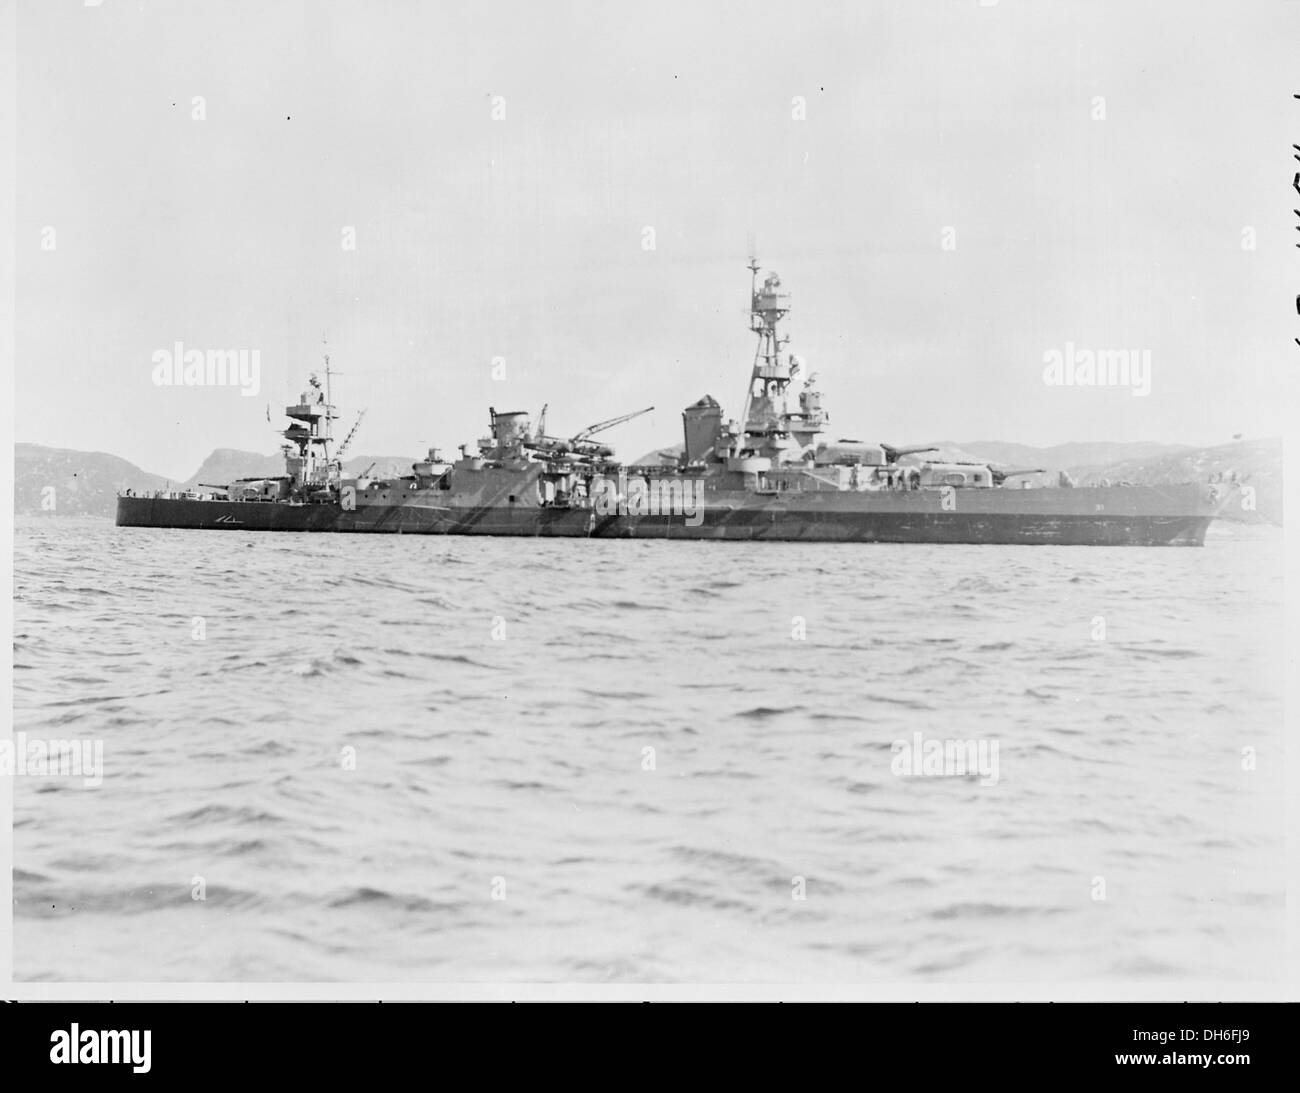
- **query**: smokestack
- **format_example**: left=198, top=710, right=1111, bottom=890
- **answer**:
left=682, top=395, right=722, bottom=464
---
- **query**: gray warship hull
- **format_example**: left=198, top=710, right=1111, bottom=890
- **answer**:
left=115, top=483, right=1218, bottom=545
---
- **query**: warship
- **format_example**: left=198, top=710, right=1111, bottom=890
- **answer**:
left=117, top=261, right=1229, bottom=545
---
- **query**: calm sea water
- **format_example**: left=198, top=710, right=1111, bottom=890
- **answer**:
left=11, top=517, right=1287, bottom=984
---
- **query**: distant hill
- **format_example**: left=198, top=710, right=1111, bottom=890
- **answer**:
left=14, top=443, right=169, bottom=518
left=630, top=446, right=685, bottom=467
left=1071, top=438, right=1281, bottom=525
left=180, top=448, right=283, bottom=489
left=945, top=440, right=1190, bottom=473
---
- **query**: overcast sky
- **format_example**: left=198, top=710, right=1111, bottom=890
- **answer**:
left=15, top=0, right=1299, bottom=480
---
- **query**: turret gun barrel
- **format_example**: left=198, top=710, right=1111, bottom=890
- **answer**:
left=881, top=444, right=940, bottom=461
left=990, top=467, right=1046, bottom=486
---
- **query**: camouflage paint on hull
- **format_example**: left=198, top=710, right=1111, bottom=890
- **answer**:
left=116, top=484, right=1218, bottom=545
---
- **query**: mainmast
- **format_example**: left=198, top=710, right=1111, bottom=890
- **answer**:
left=734, top=258, right=827, bottom=464
left=740, top=258, right=794, bottom=443
left=281, top=349, right=338, bottom=494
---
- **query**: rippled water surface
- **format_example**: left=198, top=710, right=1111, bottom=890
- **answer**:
left=12, top=517, right=1287, bottom=984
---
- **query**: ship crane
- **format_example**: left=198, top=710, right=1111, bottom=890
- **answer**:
left=570, top=406, right=654, bottom=444
left=334, top=408, right=368, bottom=463
left=522, top=405, right=655, bottom=461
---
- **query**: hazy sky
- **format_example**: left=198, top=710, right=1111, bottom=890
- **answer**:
left=15, top=0, right=1299, bottom=479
